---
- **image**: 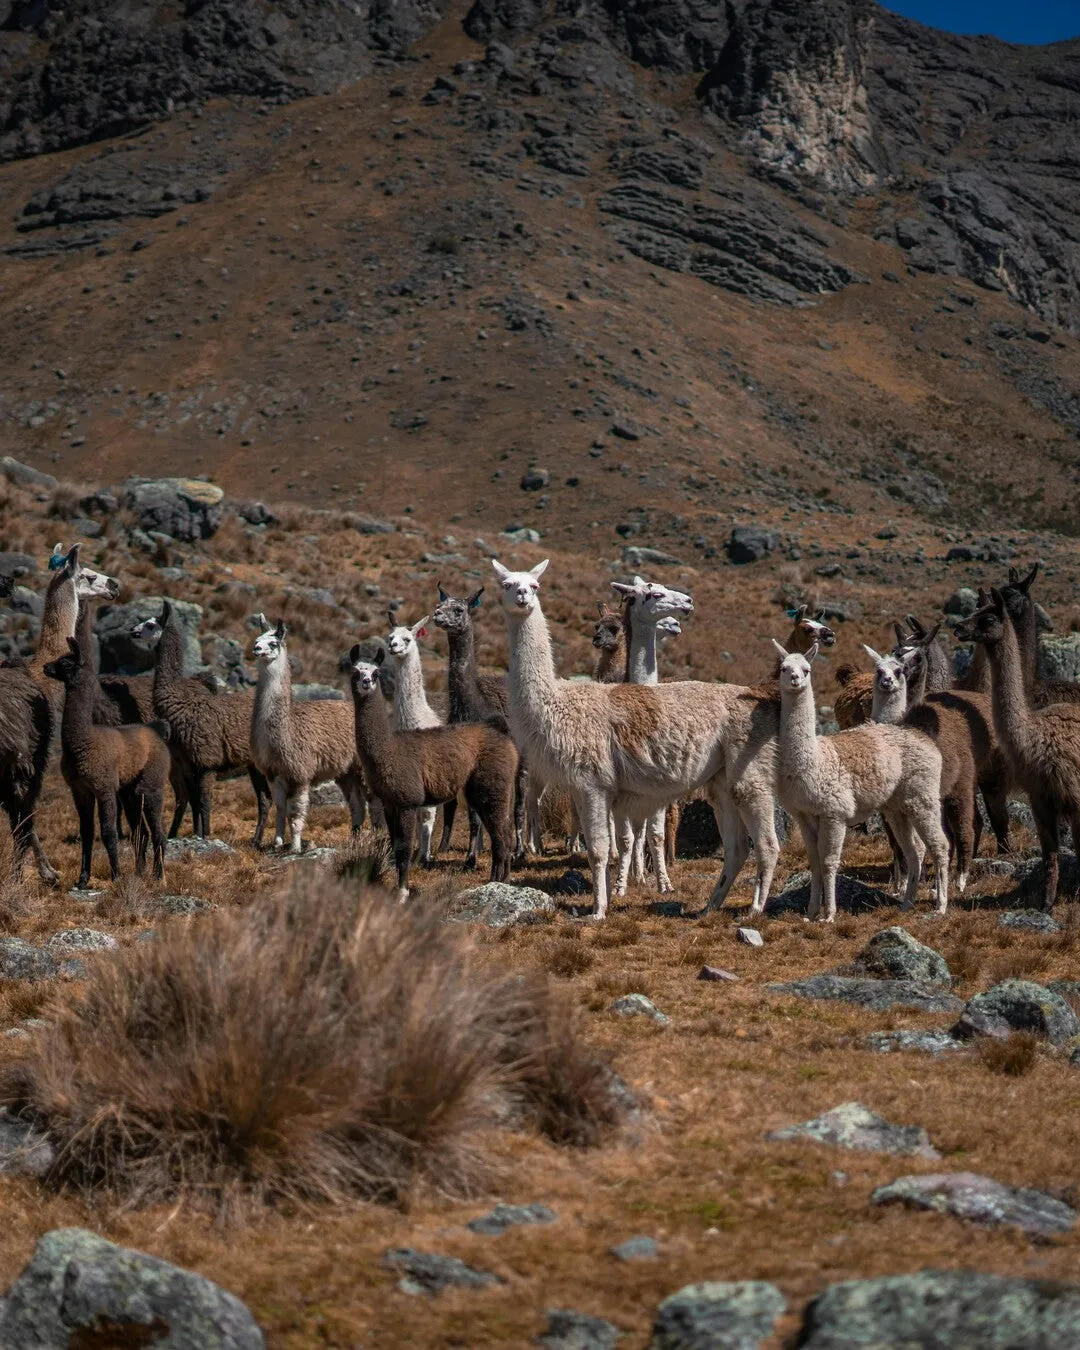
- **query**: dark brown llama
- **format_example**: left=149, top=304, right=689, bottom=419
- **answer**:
left=997, top=562, right=1080, bottom=709
left=44, top=603, right=169, bottom=887
left=592, top=603, right=626, bottom=683
left=350, top=648, right=517, bottom=899
left=956, top=589, right=1080, bottom=910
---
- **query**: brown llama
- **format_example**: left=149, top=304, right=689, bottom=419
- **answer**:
left=956, top=589, right=1080, bottom=910
left=135, top=602, right=272, bottom=843
left=998, top=562, right=1080, bottom=709
left=350, top=647, right=518, bottom=899
left=44, top=602, right=169, bottom=887
left=592, top=603, right=626, bottom=683
left=770, top=605, right=837, bottom=677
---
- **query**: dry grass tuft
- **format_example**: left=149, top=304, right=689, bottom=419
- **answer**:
left=977, top=1032, right=1039, bottom=1078
left=945, top=943, right=983, bottom=987
left=592, top=915, right=641, bottom=950
left=989, top=947, right=1050, bottom=983
left=334, top=834, right=394, bottom=890
left=91, top=872, right=155, bottom=925
left=543, top=939, right=596, bottom=979
left=1, top=877, right=623, bottom=1213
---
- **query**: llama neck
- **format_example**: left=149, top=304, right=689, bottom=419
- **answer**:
left=34, top=573, right=77, bottom=672
left=447, top=624, right=480, bottom=704
left=154, top=616, right=186, bottom=693
left=594, top=640, right=624, bottom=683
left=254, top=652, right=293, bottom=730
left=966, top=641, right=990, bottom=694
left=626, top=611, right=660, bottom=685
left=872, top=680, right=907, bottom=725
left=1013, top=597, right=1038, bottom=696
left=985, top=621, right=1036, bottom=758
left=393, top=646, right=437, bottom=730
left=907, top=661, right=928, bottom=709
left=352, top=686, right=393, bottom=778
left=62, top=603, right=98, bottom=746
left=505, top=603, right=560, bottom=736
left=779, top=683, right=821, bottom=782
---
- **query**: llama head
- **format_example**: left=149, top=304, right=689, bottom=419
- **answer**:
left=385, top=615, right=428, bottom=661
left=611, top=575, right=694, bottom=624
left=492, top=558, right=548, bottom=613
left=788, top=605, right=836, bottom=650
left=1000, top=562, right=1039, bottom=624
left=132, top=598, right=170, bottom=646
left=771, top=639, right=817, bottom=693
left=43, top=635, right=85, bottom=686
left=864, top=645, right=907, bottom=697
left=253, top=616, right=288, bottom=664
left=592, top=603, right=623, bottom=652
left=954, top=589, right=1008, bottom=647
left=349, top=644, right=383, bottom=696
left=656, top=615, right=682, bottom=642
left=433, top=584, right=484, bottom=636
left=54, top=543, right=120, bottom=601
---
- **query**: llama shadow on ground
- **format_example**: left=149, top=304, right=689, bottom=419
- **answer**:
left=763, top=870, right=895, bottom=919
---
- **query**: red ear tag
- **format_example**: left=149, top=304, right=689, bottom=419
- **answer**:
left=418, top=627, right=427, bottom=637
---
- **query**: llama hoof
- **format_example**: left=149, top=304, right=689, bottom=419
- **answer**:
left=956, top=873, right=968, bottom=894
left=463, top=856, right=478, bottom=871
left=396, top=887, right=410, bottom=903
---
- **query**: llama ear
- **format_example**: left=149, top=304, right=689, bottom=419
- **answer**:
left=905, top=613, right=927, bottom=639
left=771, top=639, right=790, bottom=659
left=863, top=644, right=884, bottom=665
left=977, top=587, right=990, bottom=607
left=794, top=604, right=808, bottom=621
left=1019, top=561, right=1039, bottom=593
left=67, top=637, right=79, bottom=656
left=386, top=608, right=395, bottom=629
left=349, top=643, right=362, bottom=665
left=529, top=559, right=549, bottom=580
left=491, top=559, right=509, bottom=578
left=411, top=617, right=429, bottom=638
left=468, top=587, right=484, bottom=609
left=631, top=574, right=647, bottom=587
left=373, top=647, right=385, bottom=667
left=255, top=612, right=268, bottom=631
left=275, top=619, right=286, bottom=641
left=805, top=641, right=819, bottom=663
left=63, top=543, right=81, bottom=575
left=596, top=601, right=606, bottom=617
left=160, top=599, right=171, bottom=622
left=1008, top=566, right=1019, bottom=584
left=893, top=622, right=907, bottom=645
left=610, top=581, right=634, bottom=596
left=437, top=582, right=449, bottom=602
left=923, top=623, right=942, bottom=647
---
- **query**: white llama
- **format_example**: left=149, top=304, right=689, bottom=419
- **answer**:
left=384, top=614, right=442, bottom=864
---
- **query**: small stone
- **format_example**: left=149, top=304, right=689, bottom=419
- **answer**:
left=539, top=1308, right=624, bottom=1350
left=383, top=1248, right=501, bottom=1296
left=165, top=837, right=236, bottom=859
left=610, top=1235, right=658, bottom=1262
left=862, top=1030, right=967, bottom=1056
left=552, top=869, right=590, bottom=896
left=648, top=1281, right=785, bottom=1350
left=621, top=545, right=682, bottom=567
left=998, top=910, right=1060, bottom=933
left=872, top=1172, right=1076, bottom=1238
left=467, top=1203, right=556, bottom=1235
left=0, top=1112, right=55, bottom=1178
left=2, top=457, right=58, bottom=491
left=44, top=928, right=118, bottom=954
left=736, top=927, right=764, bottom=947
left=611, top=420, right=642, bottom=440
left=521, top=467, right=550, bottom=491
left=610, top=994, right=668, bottom=1025
left=767, top=1102, right=939, bottom=1158
left=697, top=966, right=739, bottom=982
left=153, top=894, right=216, bottom=916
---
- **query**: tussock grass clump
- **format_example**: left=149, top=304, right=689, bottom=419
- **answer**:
left=989, top=947, right=1049, bottom=983
left=977, top=1032, right=1039, bottom=1078
left=945, top=944, right=983, bottom=987
left=592, top=915, right=641, bottom=950
left=544, top=938, right=595, bottom=978
left=1, top=878, right=623, bottom=1213
left=334, top=834, right=393, bottom=888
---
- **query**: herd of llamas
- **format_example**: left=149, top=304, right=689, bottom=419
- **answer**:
left=2, top=543, right=1079, bottom=922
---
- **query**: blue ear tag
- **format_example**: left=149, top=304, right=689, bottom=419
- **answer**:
left=786, top=608, right=799, bottom=619
left=48, top=551, right=68, bottom=571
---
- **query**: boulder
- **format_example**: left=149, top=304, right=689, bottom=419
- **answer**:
left=540, top=1308, right=624, bottom=1350
left=648, top=1281, right=786, bottom=1350
left=610, top=993, right=669, bottom=1025
left=0, top=1112, right=54, bottom=1178
left=697, top=965, right=739, bottom=983
left=862, top=1029, right=966, bottom=1056
left=622, top=546, right=682, bottom=567
left=0, top=938, right=59, bottom=982
left=165, top=837, right=236, bottom=860
left=766, top=1102, right=939, bottom=1158
left=2, top=456, right=57, bottom=491
left=1038, top=634, right=1080, bottom=684
left=675, top=799, right=720, bottom=856
left=0, top=1228, right=264, bottom=1348
left=871, top=1172, right=1076, bottom=1238
left=153, top=894, right=216, bottom=916
left=383, top=1248, right=501, bottom=1296
left=765, top=872, right=891, bottom=917
left=125, top=477, right=225, bottom=542
left=943, top=587, right=979, bottom=617
left=97, top=596, right=202, bottom=674
left=768, top=976, right=962, bottom=1014
left=43, top=929, right=118, bottom=954
left=848, top=926, right=951, bottom=987
left=611, top=1236, right=659, bottom=1262
left=467, top=1203, right=556, bottom=1235
left=998, top=910, right=1060, bottom=933
left=952, top=980, right=1080, bottom=1045
left=798, top=1270, right=1080, bottom=1348
left=448, top=883, right=555, bottom=927
left=0, top=551, right=36, bottom=576
left=726, top=526, right=780, bottom=564
left=520, top=467, right=550, bottom=491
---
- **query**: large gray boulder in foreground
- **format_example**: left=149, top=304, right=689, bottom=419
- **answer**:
left=848, top=926, right=951, bottom=987
left=953, top=979, right=1080, bottom=1045
left=648, top=1280, right=785, bottom=1350
left=798, top=1270, right=1080, bottom=1348
left=447, top=883, right=555, bottom=927
left=0, top=1228, right=264, bottom=1349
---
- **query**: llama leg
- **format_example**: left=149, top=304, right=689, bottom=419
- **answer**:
left=247, top=769, right=271, bottom=848
left=647, top=807, right=674, bottom=894
left=632, top=820, right=648, bottom=884
left=614, top=811, right=636, bottom=896
left=948, top=787, right=974, bottom=895
left=467, top=775, right=513, bottom=884
left=816, top=817, right=846, bottom=924
left=513, top=762, right=528, bottom=861
left=73, top=790, right=96, bottom=889
left=741, top=794, right=780, bottom=917
left=796, top=814, right=823, bottom=920
left=465, top=808, right=483, bottom=869
left=1031, top=796, right=1061, bottom=910
left=418, top=805, right=438, bottom=865
left=706, top=793, right=750, bottom=911
left=884, top=810, right=924, bottom=911
left=438, top=798, right=457, bottom=855
left=197, top=773, right=213, bottom=841
left=98, top=794, right=121, bottom=882
left=271, top=778, right=288, bottom=850
left=122, top=793, right=146, bottom=873
left=392, top=808, right=415, bottom=900
left=980, top=777, right=1011, bottom=854
left=526, top=777, right=545, bottom=855
left=575, top=790, right=612, bottom=921
left=290, top=785, right=309, bottom=854
left=168, top=757, right=189, bottom=838
left=665, top=802, right=679, bottom=869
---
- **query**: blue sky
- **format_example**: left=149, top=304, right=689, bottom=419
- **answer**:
left=885, top=1, right=1079, bottom=44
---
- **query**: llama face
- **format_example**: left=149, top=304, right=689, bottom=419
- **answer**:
left=385, top=618, right=427, bottom=661
left=955, top=593, right=1007, bottom=647
left=865, top=646, right=906, bottom=696
left=492, top=559, right=548, bottom=613
left=253, top=618, right=288, bottom=664
left=772, top=639, right=817, bottom=693
left=656, top=615, right=682, bottom=641
left=612, top=576, right=694, bottom=624
left=351, top=659, right=382, bottom=696
left=433, top=586, right=483, bottom=636
left=131, top=615, right=163, bottom=645
left=57, top=544, right=120, bottom=602
left=592, top=609, right=622, bottom=651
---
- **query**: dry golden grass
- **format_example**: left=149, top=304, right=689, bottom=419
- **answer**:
left=977, top=1032, right=1040, bottom=1078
